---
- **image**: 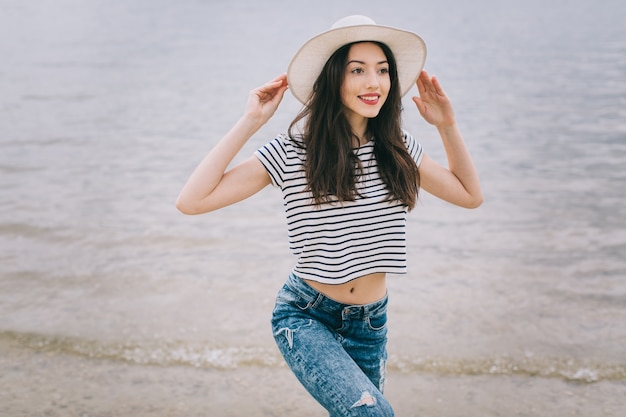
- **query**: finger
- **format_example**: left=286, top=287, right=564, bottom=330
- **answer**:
left=416, top=70, right=427, bottom=94
left=257, top=74, right=287, bottom=91
left=258, top=80, right=289, bottom=105
left=431, top=75, right=445, bottom=97
left=262, top=80, right=283, bottom=91
left=273, top=83, right=288, bottom=103
left=423, top=71, right=435, bottom=88
left=411, top=96, right=427, bottom=117
left=418, top=70, right=437, bottom=96
left=268, top=73, right=288, bottom=87
left=256, top=78, right=287, bottom=99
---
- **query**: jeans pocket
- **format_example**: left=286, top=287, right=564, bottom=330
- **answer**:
left=366, top=311, right=387, bottom=331
left=275, top=285, right=313, bottom=311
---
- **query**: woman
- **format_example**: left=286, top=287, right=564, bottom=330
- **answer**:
left=177, top=15, right=482, bottom=417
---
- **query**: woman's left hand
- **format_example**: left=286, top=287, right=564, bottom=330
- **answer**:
left=412, top=70, right=456, bottom=128
left=244, top=73, right=289, bottom=127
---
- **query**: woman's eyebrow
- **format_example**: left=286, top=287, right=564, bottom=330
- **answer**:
left=346, top=59, right=389, bottom=65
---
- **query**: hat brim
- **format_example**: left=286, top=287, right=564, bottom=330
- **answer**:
left=287, top=24, right=427, bottom=104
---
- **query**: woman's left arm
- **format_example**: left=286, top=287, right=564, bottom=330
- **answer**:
left=412, top=70, right=483, bottom=209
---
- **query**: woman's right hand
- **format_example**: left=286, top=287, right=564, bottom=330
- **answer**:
left=245, top=73, right=289, bottom=126
left=176, top=74, right=287, bottom=215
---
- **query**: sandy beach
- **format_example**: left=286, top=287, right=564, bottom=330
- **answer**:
left=2, top=338, right=624, bottom=417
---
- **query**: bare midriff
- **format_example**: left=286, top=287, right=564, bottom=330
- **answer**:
left=303, top=272, right=387, bottom=305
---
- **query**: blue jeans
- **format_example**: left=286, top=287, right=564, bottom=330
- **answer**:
left=272, top=273, right=394, bottom=416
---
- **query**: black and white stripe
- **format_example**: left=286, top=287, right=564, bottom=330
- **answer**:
left=255, top=131, right=423, bottom=284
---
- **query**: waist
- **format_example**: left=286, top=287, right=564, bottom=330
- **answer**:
left=299, top=272, right=387, bottom=305
left=285, top=273, right=388, bottom=316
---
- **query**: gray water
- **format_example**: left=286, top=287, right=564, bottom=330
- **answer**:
left=1, top=0, right=625, bottom=389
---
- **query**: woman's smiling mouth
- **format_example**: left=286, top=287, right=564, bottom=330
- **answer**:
left=359, top=94, right=380, bottom=105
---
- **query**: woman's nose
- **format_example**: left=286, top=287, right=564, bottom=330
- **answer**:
left=366, top=71, right=379, bottom=88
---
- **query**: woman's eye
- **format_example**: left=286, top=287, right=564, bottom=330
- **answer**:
left=379, top=67, right=389, bottom=74
left=351, top=68, right=364, bottom=74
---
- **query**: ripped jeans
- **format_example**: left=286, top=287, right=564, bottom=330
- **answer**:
left=272, top=273, right=394, bottom=417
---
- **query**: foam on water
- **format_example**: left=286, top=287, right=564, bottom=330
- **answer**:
left=4, top=330, right=623, bottom=384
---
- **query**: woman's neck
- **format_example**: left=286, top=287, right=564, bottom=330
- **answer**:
left=346, top=113, right=369, bottom=146
left=352, top=124, right=370, bottom=147
left=353, top=134, right=369, bottom=147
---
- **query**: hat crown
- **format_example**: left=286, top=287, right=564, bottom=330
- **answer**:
left=330, top=15, right=376, bottom=30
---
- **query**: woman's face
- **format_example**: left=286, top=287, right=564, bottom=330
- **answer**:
left=340, top=42, right=391, bottom=128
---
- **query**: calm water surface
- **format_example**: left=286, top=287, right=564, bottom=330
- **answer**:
left=1, top=0, right=625, bottom=386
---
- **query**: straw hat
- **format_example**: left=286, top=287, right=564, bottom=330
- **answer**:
left=287, top=15, right=427, bottom=104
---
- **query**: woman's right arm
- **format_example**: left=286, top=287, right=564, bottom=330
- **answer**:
left=176, top=74, right=288, bottom=215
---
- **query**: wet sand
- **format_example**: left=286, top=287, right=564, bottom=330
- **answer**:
left=2, top=339, right=624, bottom=417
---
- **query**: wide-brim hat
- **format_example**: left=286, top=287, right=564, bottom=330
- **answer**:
left=287, top=15, right=427, bottom=104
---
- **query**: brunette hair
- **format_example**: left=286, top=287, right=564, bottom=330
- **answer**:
left=288, top=41, right=420, bottom=210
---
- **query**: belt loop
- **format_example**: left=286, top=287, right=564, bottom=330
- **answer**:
left=310, top=292, right=324, bottom=309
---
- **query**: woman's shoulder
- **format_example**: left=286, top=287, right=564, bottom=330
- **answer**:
left=274, top=132, right=304, bottom=145
left=401, top=129, right=421, bottom=146
left=257, top=133, right=306, bottom=162
left=272, top=133, right=306, bottom=154
left=401, top=129, right=415, bottom=143
left=401, top=129, right=424, bottom=165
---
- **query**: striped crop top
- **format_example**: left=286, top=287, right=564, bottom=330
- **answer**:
left=254, top=131, right=423, bottom=284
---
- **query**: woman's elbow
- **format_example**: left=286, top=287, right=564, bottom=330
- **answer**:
left=464, top=193, right=484, bottom=209
left=176, top=196, right=202, bottom=215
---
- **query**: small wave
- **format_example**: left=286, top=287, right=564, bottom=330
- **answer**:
left=2, top=331, right=282, bottom=369
left=2, top=331, right=624, bottom=384
left=0, top=223, right=76, bottom=243
left=389, top=354, right=624, bottom=383
left=22, top=94, right=94, bottom=103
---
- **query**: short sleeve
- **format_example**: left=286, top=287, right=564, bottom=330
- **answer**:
left=254, top=135, right=288, bottom=188
left=255, top=134, right=306, bottom=189
left=402, top=130, right=424, bottom=167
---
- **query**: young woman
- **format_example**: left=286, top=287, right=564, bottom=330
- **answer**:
left=177, top=15, right=482, bottom=417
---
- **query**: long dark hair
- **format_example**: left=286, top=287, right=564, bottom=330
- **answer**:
left=288, top=41, right=420, bottom=210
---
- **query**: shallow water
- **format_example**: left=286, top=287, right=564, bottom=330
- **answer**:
left=1, top=0, right=625, bottom=411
